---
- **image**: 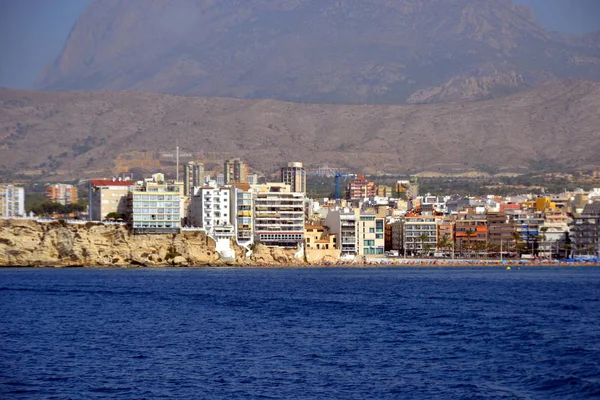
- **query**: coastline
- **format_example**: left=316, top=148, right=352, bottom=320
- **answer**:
left=2, top=219, right=599, bottom=269
left=1, top=260, right=599, bottom=269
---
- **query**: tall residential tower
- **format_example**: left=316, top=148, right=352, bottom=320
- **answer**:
left=280, top=162, right=306, bottom=194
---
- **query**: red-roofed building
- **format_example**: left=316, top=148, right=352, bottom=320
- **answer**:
left=89, top=179, right=135, bottom=221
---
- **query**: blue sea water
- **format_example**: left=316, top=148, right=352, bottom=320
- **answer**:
left=1, top=267, right=599, bottom=399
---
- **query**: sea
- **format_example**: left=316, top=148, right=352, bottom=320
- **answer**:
left=1, top=267, right=599, bottom=399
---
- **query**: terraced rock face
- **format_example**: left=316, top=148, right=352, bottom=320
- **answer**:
left=36, top=0, right=600, bottom=104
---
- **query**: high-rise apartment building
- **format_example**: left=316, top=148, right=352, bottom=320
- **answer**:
left=188, top=184, right=232, bottom=235
left=231, top=183, right=254, bottom=246
left=324, top=207, right=358, bottom=257
left=130, top=174, right=183, bottom=234
left=346, top=175, right=377, bottom=201
left=0, top=184, right=25, bottom=218
left=46, top=184, right=78, bottom=205
left=183, top=162, right=204, bottom=197
left=224, top=158, right=248, bottom=184
left=357, top=208, right=386, bottom=256
left=252, top=182, right=304, bottom=248
left=280, top=162, right=306, bottom=194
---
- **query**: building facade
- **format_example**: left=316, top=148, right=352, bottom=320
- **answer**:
left=46, top=183, right=78, bottom=205
left=183, top=162, right=204, bottom=197
left=253, top=183, right=304, bottom=248
left=403, top=213, right=439, bottom=256
left=188, top=185, right=232, bottom=235
left=570, top=202, right=600, bottom=257
left=0, top=184, right=25, bottom=218
left=89, top=179, right=134, bottom=221
left=224, top=158, right=248, bottom=184
left=324, top=207, right=358, bottom=258
left=280, top=162, right=306, bottom=194
left=357, top=209, right=385, bottom=256
left=231, top=183, right=254, bottom=246
left=130, top=174, right=182, bottom=234
left=346, top=175, right=376, bottom=201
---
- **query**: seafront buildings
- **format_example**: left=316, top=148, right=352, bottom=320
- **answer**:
left=4, top=159, right=600, bottom=262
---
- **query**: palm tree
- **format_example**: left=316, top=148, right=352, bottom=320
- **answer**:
left=510, top=231, right=522, bottom=258
left=465, top=229, right=475, bottom=257
left=419, top=233, right=429, bottom=257
left=540, top=226, right=548, bottom=258
left=438, top=235, right=452, bottom=257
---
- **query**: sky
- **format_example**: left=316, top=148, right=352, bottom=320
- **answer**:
left=0, top=0, right=599, bottom=90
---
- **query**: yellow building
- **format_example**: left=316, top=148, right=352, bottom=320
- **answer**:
left=304, top=225, right=340, bottom=263
left=535, top=197, right=556, bottom=212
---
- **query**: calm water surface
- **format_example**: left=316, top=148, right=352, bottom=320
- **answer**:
left=1, top=267, right=600, bottom=399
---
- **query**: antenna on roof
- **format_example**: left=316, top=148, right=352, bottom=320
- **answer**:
left=176, top=140, right=180, bottom=182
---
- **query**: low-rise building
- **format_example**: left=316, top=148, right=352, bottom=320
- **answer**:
left=304, top=225, right=339, bottom=262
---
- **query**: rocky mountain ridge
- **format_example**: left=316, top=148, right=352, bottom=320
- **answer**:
left=1, top=79, right=599, bottom=180
left=36, top=0, right=600, bottom=104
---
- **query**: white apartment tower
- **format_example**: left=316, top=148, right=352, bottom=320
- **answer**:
left=252, top=182, right=305, bottom=248
left=0, top=184, right=25, bottom=218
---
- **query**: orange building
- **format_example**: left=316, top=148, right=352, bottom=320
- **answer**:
left=346, top=175, right=377, bottom=201
left=46, top=184, right=78, bottom=205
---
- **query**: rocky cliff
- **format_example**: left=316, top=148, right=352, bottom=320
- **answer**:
left=0, top=220, right=304, bottom=267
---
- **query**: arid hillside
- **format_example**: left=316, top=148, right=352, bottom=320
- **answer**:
left=36, top=0, right=600, bottom=104
left=0, top=80, right=599, bottom=181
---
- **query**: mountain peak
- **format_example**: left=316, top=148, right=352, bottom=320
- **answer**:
left=36, top=0, right=600, bottom=104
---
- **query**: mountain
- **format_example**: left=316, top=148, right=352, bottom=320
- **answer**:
left=1, top=80, right=599, bottom=181
left=35, top=0, right=600, bottom=104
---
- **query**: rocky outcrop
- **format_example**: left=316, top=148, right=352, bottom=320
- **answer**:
left=0, top=220, right=300, bottom=267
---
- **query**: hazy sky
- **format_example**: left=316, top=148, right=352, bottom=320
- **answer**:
left=0, top=0, right=599, bottom=90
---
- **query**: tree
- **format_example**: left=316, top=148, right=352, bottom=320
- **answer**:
left=438, top=234, right=453, bottom=257
left=510, top=231, right=522, bottom=258
left=464, top=228, right=475, bottom=257
left=539, top=226, right=548, bottom=258
left=105, top=212, right=125, bottom=221
left=419, top=233, right=429, bottom=257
